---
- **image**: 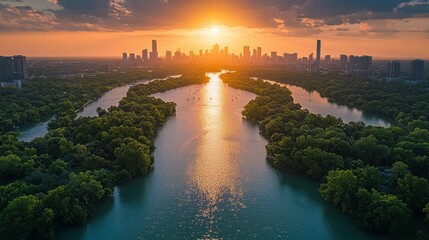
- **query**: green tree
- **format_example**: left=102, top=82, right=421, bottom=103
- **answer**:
left=0, top=154, right=25, bottom=181
left=320, top=170, right=359, bottom=213
left=397, top=174, right=429, bottom=214
left=114, top=140, right=152, bottom=177
left=356, top=189, right=411, bottom=234
left=0, top=195, right=54, bottom=240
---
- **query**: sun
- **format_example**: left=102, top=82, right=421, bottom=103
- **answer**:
left=210, top=27, right=219, bottom=35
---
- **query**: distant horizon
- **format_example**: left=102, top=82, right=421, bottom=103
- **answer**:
left=21, top=55, right=429, bottom=62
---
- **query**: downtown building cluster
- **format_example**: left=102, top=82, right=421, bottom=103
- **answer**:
left=122, top=39, right=426, bottom=81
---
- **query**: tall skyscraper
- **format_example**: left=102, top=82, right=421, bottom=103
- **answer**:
left=129, top=53, right=135, bottom=61
left=410, top=59, right=425, bottom=81
left=151, top=39, right=158, bottom=61
left=309, top=53, right=314, bottom=63
left=316, top=40, right=321, bottom=64
left=142, top=49, right=148, bottom=62
left=166, top=51, right=172, bottom=61
left=0, top=55, right=28, bottom=82
left=243, top=46, right=251, bottom=60
left=0, top=57, right=14, bottom=82
left=212, top=44, right=220, bottom=56
left=12, top=55, right=28, bottom=80
left=340, top=54, right=348, bottom=70
left=122, top=52, right=127, bottom=61
left=388, top=61, right=401, bottom=78
left=271, top=52, right=278, bottom=63
left=257, top=47, right=262, bottom=59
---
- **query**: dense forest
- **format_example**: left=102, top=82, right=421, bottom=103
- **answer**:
left=241, top=67, right=429, bottom=123
left=221, top=72, right=429, bottom=239
left=0, top=73, right=209, bottom=239
left=0, top=69, right=179, bottom=135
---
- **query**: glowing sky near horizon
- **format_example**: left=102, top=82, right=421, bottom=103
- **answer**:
left=0, top=0, right=428, bottom=58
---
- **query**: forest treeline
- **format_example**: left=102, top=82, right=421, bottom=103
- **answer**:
left=241, top=67, right=429, bottom=124
left=0, top=73, right=209, bottom=239
left=0, top=69, right=179, bottom=135
left=222, top=72, right=429, bottom=239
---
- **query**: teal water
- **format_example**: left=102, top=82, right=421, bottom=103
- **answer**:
left=18, top=75, right=182, bottom=142
left=55, top=72, right=388, bottom=239
left=261, top=79, right=393, bottom=127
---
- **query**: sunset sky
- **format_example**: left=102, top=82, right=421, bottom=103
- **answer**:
left=0, top=0, right=428, bottom=59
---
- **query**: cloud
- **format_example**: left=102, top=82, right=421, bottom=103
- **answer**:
left=0, top=0, right=428, bottom=37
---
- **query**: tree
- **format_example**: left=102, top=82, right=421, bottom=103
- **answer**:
left=0, top=154, right=25, bottom=181
left=320, top=170, right=359, bottom=213
left=352, top=135, right=390, bottom=166
left=0, top=195, right=54, bottom=239
left=114, top=140, right=152, bottom=177
left=356, top=189, right=411, bottom=234
left=397, top=174, right=429, bottom=214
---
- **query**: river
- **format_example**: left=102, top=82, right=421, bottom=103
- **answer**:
left=55, top=72, right=388, bottom=239
left=260, top=79, right=393, bottom=127
left=18, top=75, right=182, bottom=142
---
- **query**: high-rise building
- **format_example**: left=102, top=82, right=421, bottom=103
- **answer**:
left=271, top=52, right=278, bottom=63
left=309, top=53, right=314, bottom=63
left=316, top=40, right=321, bottom=64
left=324, top=55, right=331, bottom=62
left=0, top=57, right=14, bottom=82
left=243, top=46, right=251, bottom=60
left=257, top=47, right=262, bottom=59
left=410, top=59, right=425, bottom=81
left=349, top=55, right=372, bottom=71
left=129, top=53, right=135, bottom=61
left=12, top=55, right=28, bottom=80
left=166, top=51, right=172, bottom=61
left=284, top=53, right=298, bottom=63
left=0, top=55, right=28, bottom=82
left=388, top=61, right=401, bottom=78
left=212, top=44, right=220, bottom=56
left=151, top=39, right=158, bottom=61
left=340, top=54, right=348, bottom=70
left=142, top=49, right=148, bottom=62
left=122, top=52, right=127, bottom=61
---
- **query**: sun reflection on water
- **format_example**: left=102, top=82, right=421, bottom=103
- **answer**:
left=187, top=71, right=245, bottom=235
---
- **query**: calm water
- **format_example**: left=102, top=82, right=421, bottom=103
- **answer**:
left=56, top=72, right=387, bottom=240
left=18, top=75, right=182, bottom=141
left=261, top=79, right=393, bottom=127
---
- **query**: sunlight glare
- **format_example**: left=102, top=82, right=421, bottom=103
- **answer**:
left=211, top=27, right=219, bottom=36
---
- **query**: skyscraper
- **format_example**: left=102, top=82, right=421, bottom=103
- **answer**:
left=142, top=49, right=148, bottom=62
left=0, top=57, right=14, bottom=82
left=257, top=47, right=262, bottom=59
left=324, top=55, right=331, bottom=62
left=271, top=52, right=278, bottom=63
left=410, top=59, right=425, bottom=81
left=151, top=40, right=158, bottom=61
left=309, top=53, right=314, bottom=63
left=388, top=61, right=401, bottom=78
left=129, top=53, right=135, bottom=61
left=340, top=54, right=348, bottom=70
left=316, top=40, right=321, bottom=64
left=122, top=52, right=127, bottom=61
left=166, top=51, right=172, bottom=61
left=212, top=44, right=220, bottom=56
left=243, top=46, right=251, bottom=60
left=12, top=55, right=28, bottom=80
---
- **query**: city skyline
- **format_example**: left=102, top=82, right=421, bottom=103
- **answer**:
left=0, top=1, right=428, bottom=58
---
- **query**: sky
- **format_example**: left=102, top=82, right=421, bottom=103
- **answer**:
left=0, top=0, right=428, bottom=59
